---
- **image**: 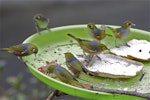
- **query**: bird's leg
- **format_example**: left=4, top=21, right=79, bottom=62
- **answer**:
left=123, top=39, right=128, bottom=44
left=139, top=71, right=146, bottom=81
left=46, top=90, right=66, bottom=100
left=46, top=90, right=58, bottom=100
left=115, top=38, right=117, bottom=47
left=96, top=55, right=108, bottom=63
left=35, top=25, right=40, bottom=33
left=86, top=55, right=95, bottom=67
left=83, top=51, right=86, bottom=56
left=96, top=55, right=101, bottom=60
left=46, top=26, right=51, bottom=32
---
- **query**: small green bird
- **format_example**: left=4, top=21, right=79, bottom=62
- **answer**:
left=47, top=63, right=92, bottom=88
left=67, top=33, right=109, bottom=55
left=87, top=23, right=112, bottom=41
left=33, top=13, right=50, bottom=32
left=107, top=20, right=135, bottom=45
left=0, top=43, right=38, bottom=59
left=67, top=33, right=109, bottom=66
left=47, top=64, right=77, bottom=84
left=38, top=61, right=92, bottom=88
left=65, top=52, right=96, bottom=77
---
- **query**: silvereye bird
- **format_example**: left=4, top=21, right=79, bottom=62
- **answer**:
left=0, top=43, right=38, bottom=59
left=47, top=64, right=77, bottom=84
left=87, top=23, right=112, bottom=41
left=67, top=33, right=109, bottom=66
left=107, top=20, right=135, bottom=45
left=65, top=52, right=96, bottom=77
left=47, top=63, right=91, bottom=88
left=38, top=61, right=92, bottom=89
left=33, top=13, right=50, bottom=32
left=67, top=33, right=109, bottom=55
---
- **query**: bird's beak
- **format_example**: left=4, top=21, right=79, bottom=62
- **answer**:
left=132, top=23, right=136, bottom=26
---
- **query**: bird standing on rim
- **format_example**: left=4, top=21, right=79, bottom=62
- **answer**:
left=33, top=13, right=50, bottom=32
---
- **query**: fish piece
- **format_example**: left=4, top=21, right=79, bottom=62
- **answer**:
left=110, top=39, right=150, bottom=61
left=77, top=53, right=144, bottom=78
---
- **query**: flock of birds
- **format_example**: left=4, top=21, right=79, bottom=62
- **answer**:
left=0, top=13, right=136, bottom=88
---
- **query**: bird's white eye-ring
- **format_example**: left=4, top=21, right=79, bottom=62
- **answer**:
left=89, top=25, right=94, bottom=29
left=127, top=23, right=131, bottom=26
left=36, top=15, right=41, bottom=20
left=32, top=48, right=36, bottom=53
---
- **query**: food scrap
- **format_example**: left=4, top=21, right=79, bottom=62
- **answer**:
left=110, top=39, right=150, bottom=61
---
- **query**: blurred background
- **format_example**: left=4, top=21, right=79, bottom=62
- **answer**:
left=0, top=0, right=149, bottom=100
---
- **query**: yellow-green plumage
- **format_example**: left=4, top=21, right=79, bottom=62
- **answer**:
left=47, top=63, right=92, bottom=88
left=107, top=20, right=135, bottom=39
left=1, top=43, right=38, bottom=57
left=67, top=33, right=109, bottom=54
left=65, top=52, right=83, bottom=77
left=47, top=64, right=77, bottom=84
left=65, top=52, right=97, bottom=76
left=87, top=23, right=112, bottom=41
left=33, top=14, right=49, bottom=32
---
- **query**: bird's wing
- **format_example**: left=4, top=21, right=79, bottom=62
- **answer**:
left=10, top=45, right=24, bottom=52
left=56, top=67, right=74, bottom=80
left=67, top=61, right=83, bottom=71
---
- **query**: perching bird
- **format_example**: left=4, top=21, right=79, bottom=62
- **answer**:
left=65, top=52, right=96, bottom=77
left=107, top=20, right=135, bottom=45
left=46, top=63, right=92, bottom=88
left=67, top=33, right=109, bottom=55
left=47, top=64, right=76, bottom=83
left=0, top=43, right=38, bottom=59
left=38, top=61, right=92, bottom=88
left=67, top=33, right=109, bottom=66
left=33, top=13, right=49, bottom=32
left=87, top=23, right=112, bottom=41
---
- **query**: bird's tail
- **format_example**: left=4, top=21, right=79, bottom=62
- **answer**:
left=0, top=48, right=9, bottom=51
left=107, top=26, right=116, bottom=33
left=81, top=65, right=98, bottom=76
left=105, top=34, right=113, bottom=37
left=67, top=33, right=82, bottom=42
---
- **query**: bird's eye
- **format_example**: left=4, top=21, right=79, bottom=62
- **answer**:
left=89, top=25, right=94, bottom=29
left=36, top=16, right=41, bottom=20
left=127, top=23, right=131, bottom=26
left=32, top=48, right=36, bottom=53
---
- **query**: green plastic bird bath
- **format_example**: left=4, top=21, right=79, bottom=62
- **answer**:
left=23, top=25, right=150, bottom=100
